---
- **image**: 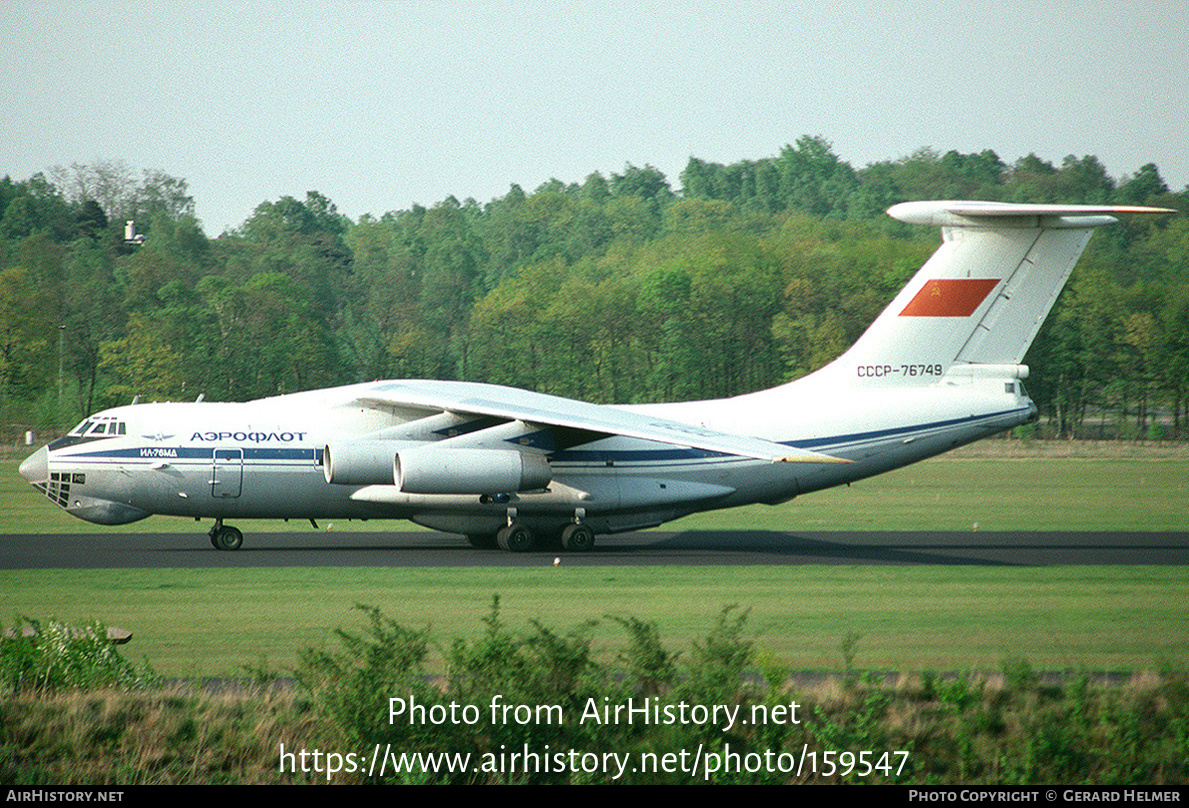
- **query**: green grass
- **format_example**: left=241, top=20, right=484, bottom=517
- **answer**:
left=4, top=447, right=1189, bottom=533
left=673, top=456, right=1189, bottom=532
left=4, top=443, right=1187, bottom=678
left=4, top=566, right=1188, bottom=676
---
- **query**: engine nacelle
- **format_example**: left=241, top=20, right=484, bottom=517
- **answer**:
left=323, top=440, right=403, bottom=485
left=395, top=447, right=551, bottom=495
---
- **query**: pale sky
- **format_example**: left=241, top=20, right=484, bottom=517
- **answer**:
left=5, top=1, right=1184, bottom=235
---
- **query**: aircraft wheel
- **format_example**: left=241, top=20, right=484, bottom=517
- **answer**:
left=212, top=525, right=244, bottom=551
left=466, top=533, right=498, bottom=549
left=497, top=523, right=535, bottom=552
left=561, top=523, right=595, bottom=552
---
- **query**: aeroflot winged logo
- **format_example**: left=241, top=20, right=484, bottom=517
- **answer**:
left=899, top=278, right=1000, bottom=317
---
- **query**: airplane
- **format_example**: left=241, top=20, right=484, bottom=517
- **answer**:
left=18, top=200, right=1172, bottom=552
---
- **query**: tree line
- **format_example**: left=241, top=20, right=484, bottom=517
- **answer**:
left=2, top=140, right=1186, bottom=441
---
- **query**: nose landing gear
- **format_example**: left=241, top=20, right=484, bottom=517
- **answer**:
left=209, top=519, right=243, bottom=551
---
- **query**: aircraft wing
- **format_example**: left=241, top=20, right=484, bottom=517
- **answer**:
left=354, top=380, right=845, bottom=463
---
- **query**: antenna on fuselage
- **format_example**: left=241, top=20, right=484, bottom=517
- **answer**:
left=131, top=395, right=140, bottom=405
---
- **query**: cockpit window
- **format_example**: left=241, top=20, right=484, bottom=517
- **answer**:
left=53, top=417, right=128, bottom=449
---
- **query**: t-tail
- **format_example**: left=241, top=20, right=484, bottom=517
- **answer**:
left=810, top=201, right=1173, bottom=388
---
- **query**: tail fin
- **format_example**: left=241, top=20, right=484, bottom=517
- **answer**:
left=819, top=201, right=1172, bottom=387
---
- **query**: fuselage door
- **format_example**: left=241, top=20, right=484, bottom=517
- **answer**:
left=211, top=448, right=243, bottom=498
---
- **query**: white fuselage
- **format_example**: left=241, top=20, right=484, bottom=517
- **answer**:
left=23, top=373, right=1034, bottom=537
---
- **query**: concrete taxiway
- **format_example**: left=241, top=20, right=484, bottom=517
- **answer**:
left=2, top=530, right=1187, bottom=569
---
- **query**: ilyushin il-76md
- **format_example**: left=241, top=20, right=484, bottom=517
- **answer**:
left=19, top=201, right=1172, bottom=552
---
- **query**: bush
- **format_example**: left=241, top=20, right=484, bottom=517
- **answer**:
left=296, top=599, right=777, bottom=783
left=294, top=604, right=434, bottom=750
left=0, top=617, right=158, bottom=694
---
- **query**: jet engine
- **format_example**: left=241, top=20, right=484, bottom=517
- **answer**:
left=323, top=440, right=403, bottom=485
left=395, top=447, right=551, bottom=495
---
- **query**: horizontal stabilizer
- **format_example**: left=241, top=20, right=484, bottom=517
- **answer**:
left=889, top=200, right=1174, bottom=228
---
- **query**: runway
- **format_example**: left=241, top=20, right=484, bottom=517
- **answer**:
left=2, top=529, right=1187, bottom=569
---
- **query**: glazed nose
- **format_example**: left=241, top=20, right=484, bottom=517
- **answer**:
left=19, top=446, right=48, bottom=484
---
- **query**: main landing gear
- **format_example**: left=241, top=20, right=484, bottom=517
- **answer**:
left=497, top=522, right=535, bottom=552
left=470, top=512, right=596, bottom=553
left=209, top=519, right=243, bottom=551
left=559, top=522, right=595, bottom=552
